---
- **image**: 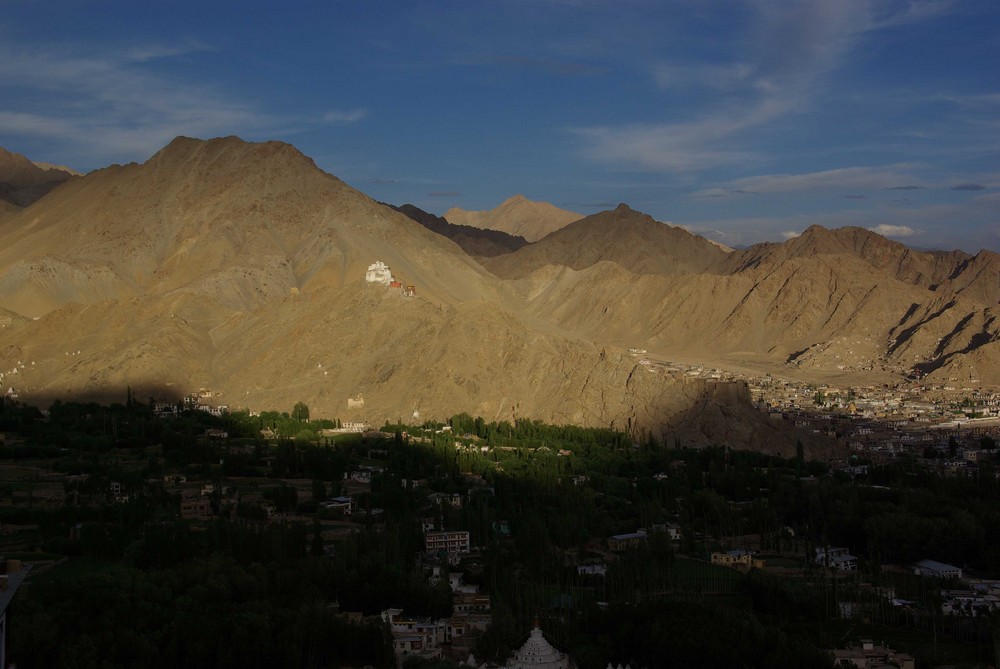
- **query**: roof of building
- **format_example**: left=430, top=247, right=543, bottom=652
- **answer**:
left=916, top=558, right=961, bottom=572
left=610, top=530, right=646, bottom=541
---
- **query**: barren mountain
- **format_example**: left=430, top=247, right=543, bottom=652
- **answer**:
left=389, top=203, right=529, bottom=257
left=482, top=204, right=729, bottom=279
left=0, top=146, right=76, bottom=207
left=496, top=224, right=999, bottom=385
left=0, top=136, right=506, bottom=316
left=0, top=137, right=789, bottom=452
left=444, top=195, right=581, bottom=242
left=0, top=136, right=995, bottom=457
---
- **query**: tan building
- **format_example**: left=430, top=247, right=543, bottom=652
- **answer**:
left=711, top=549, right=764, bottom=570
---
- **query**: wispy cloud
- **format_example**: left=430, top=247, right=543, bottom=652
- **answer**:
left=0, top=42, right=276, bottom=165
left=573, top=1, right=954, bottom=174
left=323, top=109, right=367, bottom=124
left=652, top=61, right=754, bottom=91
left=693, top=164, right=924, bottom=198
left=477, top=54, right=609, bottom=77
left=428, top=191, right=461, bottom=197
left=951, top=182, right=985, bottom=191
left=574, top=120, right=755, bottom=172
left=0, top=39, right=364, bottom=166
left=681, top=193, right=997, bottom=251
left=123, top=41, right=215, bottom=63
left=870, top=0, right=954, bottom=29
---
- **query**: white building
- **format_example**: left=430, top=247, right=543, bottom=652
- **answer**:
left=505, top=624, right=571, bottom=669
left=914, top=559, right=962, bottom=580
left=815, top=546, right=858, bottom=572
left=365, top=260, right=393, bottom=285
left=320, top=496, right=352, bottom=515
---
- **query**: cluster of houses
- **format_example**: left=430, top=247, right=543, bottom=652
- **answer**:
left=151, top=394, right=229, bottom=418
left=940, top=579, right=1000, bottom=617
left=385, top=602, right=571, bottom=669
left=382, top=567, right=494, bottom=666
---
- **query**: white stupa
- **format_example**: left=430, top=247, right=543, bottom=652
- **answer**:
left=505, top=623, right=571, bottom=669
left=365, top=260, right=393, bottom=285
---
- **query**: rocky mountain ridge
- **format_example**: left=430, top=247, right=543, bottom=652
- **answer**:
left=0, top=146, right=77, bottom=207
left=389, top=203, right=529, bottom=257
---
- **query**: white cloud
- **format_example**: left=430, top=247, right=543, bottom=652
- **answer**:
left=869, top=224, right=917, bottom=238
left=323, top=109, right=367, bottom=124
left=781, top=231, right=801, bottom=240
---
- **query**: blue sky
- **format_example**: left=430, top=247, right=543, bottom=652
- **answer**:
left=1, top=0, right=998, bottom=252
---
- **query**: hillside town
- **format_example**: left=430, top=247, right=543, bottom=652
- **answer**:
left=630, top=351, right=1000, bottom=470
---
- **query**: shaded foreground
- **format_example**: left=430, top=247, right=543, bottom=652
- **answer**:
left=1, top=398, right=999, bottom=667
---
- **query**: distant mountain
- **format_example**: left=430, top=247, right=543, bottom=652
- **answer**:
left=0, top=146, right=76, bottom=207
left=482, top=203, right=729, bottom=279
left=389, top=203, right=529, bottom=257
left=444, top=195, right=581, bottom=242
left=725, top=225, right=969, bottom=290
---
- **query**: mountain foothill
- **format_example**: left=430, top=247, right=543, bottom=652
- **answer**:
left=1, top=136, right=997, bottom=458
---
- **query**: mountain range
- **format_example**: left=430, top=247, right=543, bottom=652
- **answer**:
left=1, top=136, right=997, bottom=456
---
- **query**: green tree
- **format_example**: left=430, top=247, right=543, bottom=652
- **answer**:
left=311, top=517, right=325, bottom=557
left=292, top=401, right=310, bottom=422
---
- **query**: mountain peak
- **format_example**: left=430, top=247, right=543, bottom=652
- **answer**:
left=444, top=196, right=581, bottom=242
left=482, top=203, right=728, bottom=279
left=148, top=135, right=313, bottom=168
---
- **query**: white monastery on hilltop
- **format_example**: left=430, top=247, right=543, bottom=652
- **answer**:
left=504, top=623, right=572, bottom=669
left=365, top=260, right=393, bottom=285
